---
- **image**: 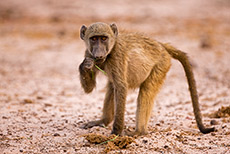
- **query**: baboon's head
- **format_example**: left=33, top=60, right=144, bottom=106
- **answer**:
left=80, top=22, right=118, bottom=60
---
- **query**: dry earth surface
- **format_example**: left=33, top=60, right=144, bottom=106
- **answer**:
left=0, top=0, right=230, bottom=153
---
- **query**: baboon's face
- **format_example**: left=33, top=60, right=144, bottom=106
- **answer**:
left=88, top=35, right=109, bottom=60
left=80, top=22, right=118, bottom=61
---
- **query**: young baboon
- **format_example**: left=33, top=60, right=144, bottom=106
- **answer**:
left=79, top=22, right=215, bottom=136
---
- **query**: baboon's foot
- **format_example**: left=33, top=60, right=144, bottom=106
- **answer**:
left=81, top=120, right=105, bottom=129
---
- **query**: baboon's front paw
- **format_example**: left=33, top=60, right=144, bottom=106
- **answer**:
left=80, top=120, right=104, bottom=129
left=82, top=57, right=95, bottom=70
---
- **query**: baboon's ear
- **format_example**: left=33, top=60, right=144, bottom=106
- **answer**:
left=80, top=25, right=87, bottom=40
left=110, top=23, right=118, bottom=36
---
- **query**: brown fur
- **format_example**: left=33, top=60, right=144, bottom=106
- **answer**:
left=79, top=22, right=215, bottom=135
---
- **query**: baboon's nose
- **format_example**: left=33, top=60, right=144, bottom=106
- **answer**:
left=92, top=48, right=106, bottom=60
left=93, top=52, right=105, bottom=60
left=95, top=55, right=104, bottom=59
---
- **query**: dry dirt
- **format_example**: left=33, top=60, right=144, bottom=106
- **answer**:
left=0, top=0, right=230, bottom=153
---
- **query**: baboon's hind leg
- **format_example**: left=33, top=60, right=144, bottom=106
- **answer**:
left=135, top=63, right=170, bottom=135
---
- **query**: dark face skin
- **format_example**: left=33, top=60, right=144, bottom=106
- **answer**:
left=89, top=35, right=109, bottom=61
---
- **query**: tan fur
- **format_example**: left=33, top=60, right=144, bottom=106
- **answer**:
left=79, top=22, right=215, bottom=135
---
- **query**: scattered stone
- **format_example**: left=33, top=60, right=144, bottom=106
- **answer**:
left=210, top=120, right=218, bottom=125
left=2, top=116, right=8, bottom=119
left=142, top=139, right=148, bottom=144
left=200, top=34, right=212, bottom=48
left=37, top=96, right=44, bottom=99
left=164, top=145, right=169, bottom=149
left=53, top=133, right=60, bottom=137
left=44, top=103, right=52, bottom=107
left=22, top=98, right=34, bottom=104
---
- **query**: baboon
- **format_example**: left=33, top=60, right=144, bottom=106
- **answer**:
left=79, top=22, right=215, bottom=136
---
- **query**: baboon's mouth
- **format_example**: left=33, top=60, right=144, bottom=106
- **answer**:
left=94, top=58, right=106, bottom=64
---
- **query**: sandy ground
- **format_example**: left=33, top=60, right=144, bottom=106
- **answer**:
left=0, top=0, right=230, bottom=153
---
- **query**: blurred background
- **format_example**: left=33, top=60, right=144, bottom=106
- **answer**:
left=0, top=0, right=229, bottom=42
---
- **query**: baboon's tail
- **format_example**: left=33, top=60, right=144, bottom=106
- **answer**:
left=162, top=43, right=215, bottom=134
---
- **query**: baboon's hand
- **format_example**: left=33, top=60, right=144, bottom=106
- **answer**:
left=81, top=57, right=95, bottom=71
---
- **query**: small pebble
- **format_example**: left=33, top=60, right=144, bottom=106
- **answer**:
left=53, top=133, right=60, bottom=137
left=210, top=120, right=218, bottom=125
left=37, top=96, right=43, bottom=99
left=164, top=145, right=169, bottom=149
left=142, top=139, right=148, bottom=144
left=2, top=116, right=8, bottom=119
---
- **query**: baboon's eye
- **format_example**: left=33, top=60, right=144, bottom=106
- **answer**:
left=101, top=36, right=107, bottom=41
left=91, top=37, right=97, bottom=41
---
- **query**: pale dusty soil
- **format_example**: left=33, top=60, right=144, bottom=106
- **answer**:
left=0, top=0, right=230, bottom=153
